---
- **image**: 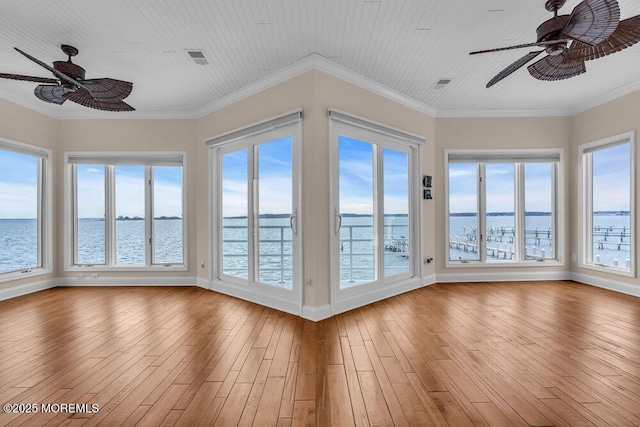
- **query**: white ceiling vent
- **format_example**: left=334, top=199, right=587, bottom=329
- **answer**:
left=187, top=50, right=209, bottom=65
left=433, top=78, right=452, bottom=89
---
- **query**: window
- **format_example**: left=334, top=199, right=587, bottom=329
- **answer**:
left=208, top=110, right=302, bottom=312
left=0, top=138, right=51, bottom=280
left=446, top=150, right=561, bottom=265
left=66, top=153, right=186, bottom=269
left=330, top=110, right=422, bottom=304
left=580, top=132, right=635, bottom=276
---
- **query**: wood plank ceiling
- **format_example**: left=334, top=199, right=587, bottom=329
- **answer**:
left=1, top=0, right=640, bottom=117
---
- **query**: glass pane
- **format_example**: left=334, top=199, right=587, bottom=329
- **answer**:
left=257, top=137, right=293, bottom=288
left=485, top=163, right=515, bottom=261
left=339, top=136, right=375, bottom=288
left=115, top=166, right=146, bottom=265
left=383, top=148, right=410, bottom=276
left=448, top=163, right=479, bottom=261
left=222, top=149, right=249, bottom=279
left=0, top=149, right=39, bottom=273
left=76, top=165, right=106, bottom=265
left=591, top=143, right=631, bottom=270
left=525, top=163, right=554, bottom=260
left=153, top=166, right=183, bottom=265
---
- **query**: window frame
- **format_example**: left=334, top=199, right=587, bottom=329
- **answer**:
left=445, top=149, right=564, bottom=268
left=579, top=131, right=636, bottom=277
left=208, top=113, right=303, bottom=314
left=0, top=137, right=52, bottom=283
left=329, top=110, right=423, bottom=311
left=64, top=152, right=187, bottom=272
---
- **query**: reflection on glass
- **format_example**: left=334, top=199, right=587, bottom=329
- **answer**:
left=153, top=166, right=183, bottom=265
left=76, top=165, right=106, bottom=265
left=222, top=149, right=249, bottom=278
left=383, top=148, right=410, bottom=276
left=339, top=136, right=375, bottom=287
left=257, top=138, right=293, bottom=288
left=486, top=163, right=515, bottom=261
left=448, top=163, right=479, bottom=261
left=115, top=166, right=146, bottom=265
left=525, top=163, right=554, bottom=260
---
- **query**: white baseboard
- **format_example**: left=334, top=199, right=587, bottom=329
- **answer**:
left=436, top=271, right=572, bottom=283
left=57, top=276, right=197, bottom=286
left=301, top=304, right=332, bottom=322
left=332, top=277, right=426, bottom=316
left=210, top=279, right=301, bottom=316
left=423, top=274, right=437, bottom=286
left=571, top=272, right=640, bottom=298
left=0, top=278, right=58, bottom=302
left=196, top=277, right=210, bottom=290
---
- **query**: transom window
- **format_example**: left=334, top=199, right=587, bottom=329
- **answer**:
left=580, top=132, right=635, bottom=276
left=66, top=153, right=186, bottom=269
left=446, top=150, right=562, bottom=265
left=0, top=139, right=51, bottom=280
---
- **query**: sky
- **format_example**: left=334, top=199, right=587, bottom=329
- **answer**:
left=222, top=137, right=292, bottom=218
left=75, top=165, right=183, bottom=218
left=339, top=136, right=409, bottom=215
left=592, top=143, right=631, bottom=212
left=0, top=150, right=38, bottom=219
left=449, top=161, right=555, bottom=214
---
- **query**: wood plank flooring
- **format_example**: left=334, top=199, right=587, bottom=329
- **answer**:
left=0, top=281, right=639, bottom=426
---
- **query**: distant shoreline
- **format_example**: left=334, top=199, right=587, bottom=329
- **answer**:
left=0, top=211, right=631, bottom=220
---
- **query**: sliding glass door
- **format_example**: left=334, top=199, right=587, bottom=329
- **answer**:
left=213, top=118, right=301, bottom=309
left=331, top=114, right=420, bottom=305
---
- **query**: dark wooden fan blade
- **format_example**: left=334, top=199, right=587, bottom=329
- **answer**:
left=13, top=47, right=89, bottom=91
left=66, top=88, right=135, bottom=111
left=82, top=78, right=133, bottom=100
left=486, top=51, right=544, bottom=88
left=0, top=73, right=58, bottom=84
left=566, top=15, right=640, bottom=62
left=563, top=0, right=620, bottom=45
left=34, top=85, right=69, bottom=105
left=470, top=39, right=571, bottom=55
left=528, top=55, right=586, bottom=81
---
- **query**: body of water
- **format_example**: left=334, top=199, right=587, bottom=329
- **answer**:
left=0, top=218, right=183, bottom=274
left=1, top=214, right=631, bottom=275
left=449, top=213, right=631, bottom=267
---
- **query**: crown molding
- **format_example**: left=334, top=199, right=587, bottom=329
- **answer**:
left=3, top=52, right=640, bottom=120
left=435, top=108, right=573, bottom=118
left=568, top=77, right=640, bottom=116
left=194, top=54, right=318, bottom=119
left=311, top=54, right=439, bottom=117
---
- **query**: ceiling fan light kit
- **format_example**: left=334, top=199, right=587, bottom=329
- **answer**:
left=471, top=0, right=640, bottom=88
left=0, top=44, right=134, bottom=111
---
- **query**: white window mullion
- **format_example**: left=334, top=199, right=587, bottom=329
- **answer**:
left=479, top=163, right=487, bottom=262
left=515, top=163, right=526, bottom=262
left=374, top=144, right=383, bottom=283
left=106, top=165, right=116, bottom=266
left=584, top=153, right=594, bottom=264
left=37, top=159, right=44, bottom=269
left=146, top=166, right=153, bottom=267
left=248, top=148, right=257, bottom=285
left=551, top=162, right=558, bottom=260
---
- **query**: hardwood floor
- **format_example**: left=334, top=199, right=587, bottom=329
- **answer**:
left=0, top=281, right=639, bottom=426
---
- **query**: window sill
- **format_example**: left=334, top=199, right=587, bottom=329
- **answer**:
left=579, top=262, right=635, bottom=278
left=445, top=260, right=564, bottom=269
left=65, top=265, right=187, bottom=273
left=0, top=268, right=52, bottom=284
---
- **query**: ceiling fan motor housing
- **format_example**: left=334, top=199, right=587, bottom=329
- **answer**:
left=53, top=60, right=85, bottom=85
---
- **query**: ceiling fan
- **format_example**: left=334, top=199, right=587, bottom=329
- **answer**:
left=0, top=45, right=134, bottom=111
left=471, top=0, right=640, bottom=88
